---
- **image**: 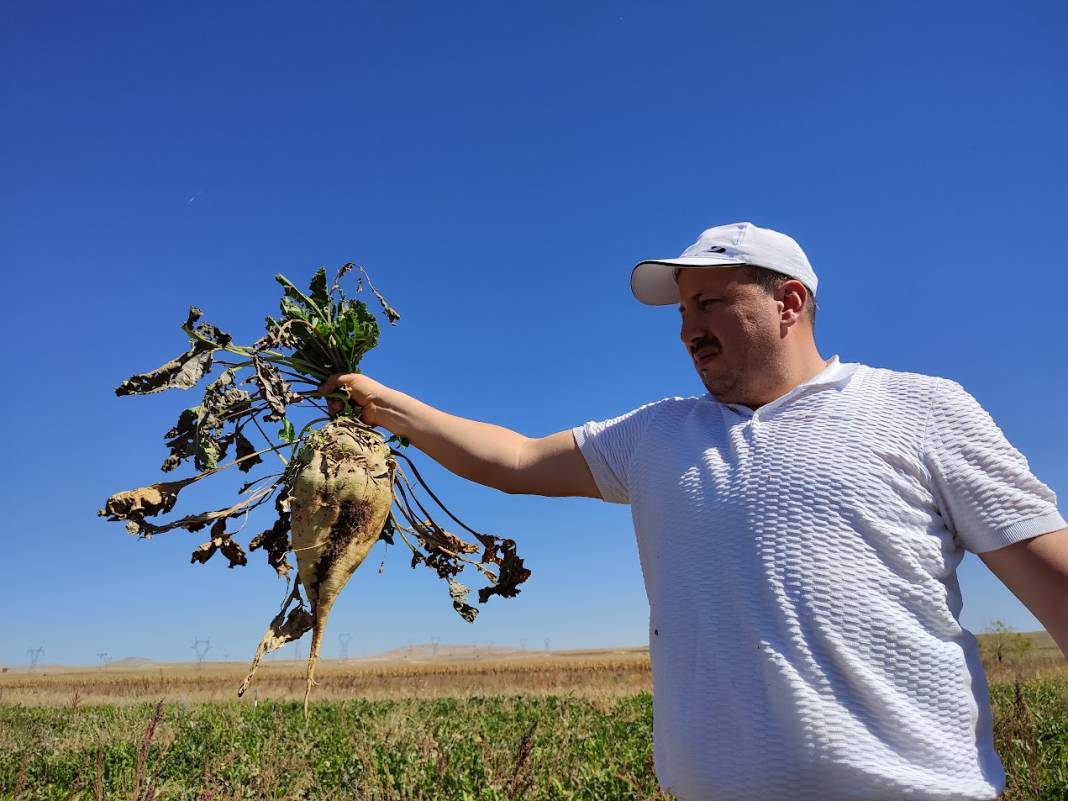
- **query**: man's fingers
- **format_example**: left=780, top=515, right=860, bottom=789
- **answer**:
left=318, top=374, right=341, bottom=396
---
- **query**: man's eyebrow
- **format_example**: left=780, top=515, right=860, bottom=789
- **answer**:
left=678, top=292, right=712, bottom=313
left=684, top=289, right=722, bottom=303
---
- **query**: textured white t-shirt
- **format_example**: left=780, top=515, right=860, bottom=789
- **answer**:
left=573, top=357, right=1064, bottom=801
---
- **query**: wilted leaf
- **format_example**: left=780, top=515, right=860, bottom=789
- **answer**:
left=157, top=368, right=254, bottom=473
left=238, top=583, right=314, bottom=697
left=182, top=306, right=233, bottom=349
left=161, top=408, right=202, bottom=472
left=98, top=477, right=199, bottom=534
left=191, top=537, right=247, bottom=568
left=248, top=497, right=292, bottom=577
left=359, top=267, right=400, bottom=324
left=116, top=347, right=215, bottom=396
left=331, top=262, right=355, bottom=295
left=191, top=520, right=248, bottom=568
left=115, top=308, right=233, bottom=396
left=378, top=514, right=396, bottom=545
left=251, top=356, right=302, bottom=422
left=254, top=314, right=298, bottom=351
left=475, top=534, right=531, bottom=603
left=234, top=431, right=262, bottom=472
left=123, top=487, right=273, bottom=538
left=191, top=540, right=217, bottom=565
left=448, top=578, right=478, bottom=622
left=218, top=537, right=246, bottom=567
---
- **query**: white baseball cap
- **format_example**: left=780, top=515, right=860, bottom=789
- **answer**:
left=630, top=221, right=819, bottom=305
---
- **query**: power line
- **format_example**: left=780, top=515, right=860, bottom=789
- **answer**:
left=192, top=637, right=211, bottom=669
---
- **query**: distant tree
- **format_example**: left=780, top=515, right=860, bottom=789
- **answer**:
left=981, top=619, right=1034, bottom=665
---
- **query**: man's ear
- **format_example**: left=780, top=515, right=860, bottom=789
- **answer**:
left=778, top=280, right=809, bottom=327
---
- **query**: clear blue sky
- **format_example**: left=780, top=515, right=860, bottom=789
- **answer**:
left=3, top=1, right=1066, bottom=667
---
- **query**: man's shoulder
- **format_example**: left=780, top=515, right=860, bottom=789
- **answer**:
left=581, top=394, right=706, bottom=433
left=623, top=394, right=707, bottom=423
left=852, top=362, right=961, bottom=402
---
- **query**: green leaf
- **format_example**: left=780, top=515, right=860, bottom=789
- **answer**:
left=278, top=418, right=296, bottom=444
left=309, top=267, right=330, bottom=311
left=275, top=274, right=327, bottom=319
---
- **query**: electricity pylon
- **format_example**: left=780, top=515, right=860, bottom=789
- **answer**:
left=192, top=637, right=211, bottom=668
left=338, top=632, right=351, bottom=661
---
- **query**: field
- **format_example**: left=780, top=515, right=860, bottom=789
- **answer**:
left=2, top=638, right=1065, bottom=800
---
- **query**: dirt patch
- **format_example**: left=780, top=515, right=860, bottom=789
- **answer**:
left=313, top=499, right=370, bottom=596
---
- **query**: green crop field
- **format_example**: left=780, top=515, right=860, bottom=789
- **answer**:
left=4, top=694, right=670, bottom=801
left=2, top=642, right=1065, bottom=800
left=2, top=684, right=1066, bottom=800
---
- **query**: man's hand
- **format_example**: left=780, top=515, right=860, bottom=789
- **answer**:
left=318, top=373, right=385, bottom=424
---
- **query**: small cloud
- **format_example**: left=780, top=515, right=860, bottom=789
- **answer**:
left=186, top=190, right=203, bottom=206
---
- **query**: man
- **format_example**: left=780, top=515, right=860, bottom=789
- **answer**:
left=320, top=222, right=1067, bottom=801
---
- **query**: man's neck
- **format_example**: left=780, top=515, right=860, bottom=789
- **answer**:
left=739, top=351, right=831, bottom=410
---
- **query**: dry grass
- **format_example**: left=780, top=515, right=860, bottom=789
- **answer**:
left=3, top=634, right=1062, bottom=708
left=3, top=636, right=1063, bottom=707
left=0, top=648, right=654, bottom=707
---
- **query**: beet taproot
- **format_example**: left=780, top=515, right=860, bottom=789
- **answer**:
left=290, top=419, right=393, bottom=712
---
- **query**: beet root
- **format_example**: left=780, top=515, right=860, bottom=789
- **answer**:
left=289, top=417, right=394, bottom=715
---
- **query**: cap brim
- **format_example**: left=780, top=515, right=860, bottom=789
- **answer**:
left=630, top=257, right=745, bottom=305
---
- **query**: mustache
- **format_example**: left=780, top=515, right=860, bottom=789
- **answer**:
left=690, top=336, right=720, bottom=356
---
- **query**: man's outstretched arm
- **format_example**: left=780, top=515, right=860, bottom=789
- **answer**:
left=979, top=526, right=1068, bottom=659
left=318, top=373, right=601, bottom=499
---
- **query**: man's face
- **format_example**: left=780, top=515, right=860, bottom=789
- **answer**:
left=676, top=267, right=784, bottom=404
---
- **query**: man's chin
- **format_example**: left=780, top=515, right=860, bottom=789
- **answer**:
left=697, top=370, right=738, bottom=402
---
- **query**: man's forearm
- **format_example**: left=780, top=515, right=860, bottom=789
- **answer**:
left=370, top=386, right=531, bottom=494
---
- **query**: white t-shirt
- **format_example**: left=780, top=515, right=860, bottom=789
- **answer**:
left=573, top=356, right=1064, bottom=801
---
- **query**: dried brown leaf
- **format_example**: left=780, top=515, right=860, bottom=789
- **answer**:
left=448, top=578, right=479, bottom=622
left=159, top=369, right=254, bottom=473
left=358, top=267, right=400, bottom=324
left=331, top=262, right=355, bottom=294
left=234, top=431, right=262, bottom=473
left=475, top=534, right=531, bottom=603
left=191, top=520, right=248, bottom=568
left=125, top=488, right=273, bottom=538
left=115, top=308, right=232, bottom=396
left=248, top=498, right=292, bottom=577
left=98, top=477, right=199, bottom=535
left=116, top=347, right=216, bottom=396
left=238, top=585, right=314, bottom=697
left=250, top=355, right=302, bottom=421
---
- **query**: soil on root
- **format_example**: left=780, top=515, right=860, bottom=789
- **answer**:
left=312, top=499, right=371, bottom=597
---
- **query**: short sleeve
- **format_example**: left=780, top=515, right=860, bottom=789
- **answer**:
left=924, top=379, right=1065, bottom=553
left=572, top=400, right=671, bottom=504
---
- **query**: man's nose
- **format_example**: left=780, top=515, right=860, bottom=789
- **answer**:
left=680, top=315, right=703, bottom=349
